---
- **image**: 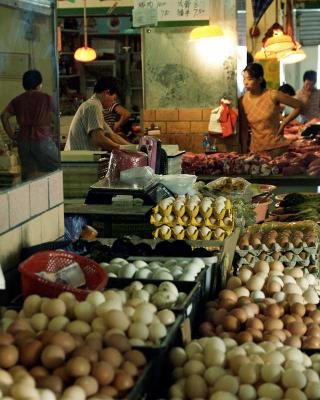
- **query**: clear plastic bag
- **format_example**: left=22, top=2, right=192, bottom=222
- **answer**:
left=120, top=166, right=155, bottom=187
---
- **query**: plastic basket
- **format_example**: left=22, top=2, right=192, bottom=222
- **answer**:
left=19, top=251, right=108, bottom=301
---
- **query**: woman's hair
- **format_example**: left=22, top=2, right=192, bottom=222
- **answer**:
left=278, top=83, right=296, bottom=96
left=23, top=70, right=42, bottom=90
left=243, top=62, right=267, bottom=90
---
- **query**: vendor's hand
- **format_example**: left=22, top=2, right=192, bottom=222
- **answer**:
left=276, top=125, right=285, bottom=136
left=113, top=122, right=121, bottom=132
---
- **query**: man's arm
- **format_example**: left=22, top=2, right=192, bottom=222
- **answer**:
left=109, top=131, right=130, bottom=145
left=0, top=108, right=17, bottom=140
left=113, top=104, right=131, bottom=132
left=90, top=128, right=120, bottom=150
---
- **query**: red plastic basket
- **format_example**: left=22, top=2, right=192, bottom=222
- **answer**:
left=18, top=251, right=108, bottom=301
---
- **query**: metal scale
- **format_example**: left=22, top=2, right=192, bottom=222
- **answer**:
left=85, top=137, right=173, bottom=205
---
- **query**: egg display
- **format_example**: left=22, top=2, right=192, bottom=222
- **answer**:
left=199, top=260, right=320, bottom=348
left=0, top=329, right=146, bottom=400
left=3, top=283, right=180, bottom=348
left=151, top=194, right=234, bottom=240
left=236, top=221, right=319, bottom=272
left=100, top=257, right=208, bottom=282
left=168, top=336, right=320, bottom=400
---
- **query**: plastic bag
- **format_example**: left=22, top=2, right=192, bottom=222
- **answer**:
left=120, top=166, right=155, bottom=186
left=106, top=149, right=148, bottom=183
left=64, top=215, right=87, bottom=241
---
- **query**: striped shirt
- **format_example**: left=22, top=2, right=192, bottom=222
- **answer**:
left=64, top=94, right=112, bottom=150
left=296, top=88, right=320, bottom=122
left=102, top=101, right=120, bottom=130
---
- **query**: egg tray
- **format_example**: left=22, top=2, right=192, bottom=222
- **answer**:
left=106, top=278, right=202, bottom=318
left=127, top=359, right=154, bottom=400
left=236, top=242, right=319, bottom=258
left=126, top=256, right=217, bottom=299
left=237, top=254, right=317, bottom=269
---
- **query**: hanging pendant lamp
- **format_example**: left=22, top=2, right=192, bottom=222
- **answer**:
left=279, top=48, right=306, bottom=64
left=74, top=0, right=96, bottom=62
left=264, top=29, right=295, bottom=53
left=189, top=24, right=224, bottom=41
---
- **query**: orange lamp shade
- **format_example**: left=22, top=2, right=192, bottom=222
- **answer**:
left=264, top=33, right=294, bottom=53
left=74, top=46, right=97, bottom=62
left=280, top=49, right=307, bottom=64
left=189, top=24, right=224, bottom=41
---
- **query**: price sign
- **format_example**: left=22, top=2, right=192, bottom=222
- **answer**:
left=133, top=0, right=209, bottom=25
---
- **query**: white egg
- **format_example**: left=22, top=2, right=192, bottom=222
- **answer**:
left=133, top=260, right=148, bottom=269
left=135, top=268, right=152, bottom=279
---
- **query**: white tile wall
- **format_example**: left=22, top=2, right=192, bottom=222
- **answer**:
left=0, top=226, right=22, bottom=272
left=30, top=176, right=49, bottom=217
left=8, top=184, right=30, bottom=228
left=0, top=170, right=65, bottom=272
left=0, top=193, right=9, bottom=234
left=49, top=170, right=64, bottom=208
left=21, top=216, right=42, bottom=248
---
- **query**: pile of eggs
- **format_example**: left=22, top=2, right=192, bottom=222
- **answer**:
left=0, top=329, right=146, bottom=400
left=3, top=282, right=179, bottom=348
left=100, top=257, right=207, bottom=282
left=232, top=261, right=320, bottom=305
left=168, top=336, right=320, bottom=400
left=199, top=261, right=320, bottom=348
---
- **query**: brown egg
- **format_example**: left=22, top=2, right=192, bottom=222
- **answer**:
left=72, top=334, right=84, bottom=347
left=230, top=308, right=248, bottom=324
left=310, top=310, right=320, bottom=323
left=85, top=337, right=103, bottom=352
left=211, top=309, right=228, bottom=326
left=267, top=281, right=282, bottom=294
left=0, top=344, right=19, bottom=368
left=259, top=252, right=268, bottom=261
left=29, top=366, right=49, bottom=378
left=37, top=330, right=56, bottom=346
left=284, top=336, right=302, bottom=348
left=104, top=334, right=131, bottom=353
left=113, top=370, right=134, bottom=392
left=237, top=297, right=252, bottom=306
left=219, top=332, right=236, bottom=339
left=219, top=289, right=238, bottom=303
left=52, top=366, right=70, bottom=383
left=247, top=328, right=263, bottom=342
left=123, top=350, right=146, bottom=367
left=229, top=355, right=250, bottom=375
left=19, top=339, right=43, bottom=367
left=287, top=321, right=307, bottom=336
left=303, top=316, right=314, bottom=326
left=302, top=336, right=320, bottom=349
left=199, top=322, right=215, bottom=337
left=290, top=303, right=306, bottom=317
left=246, top=317, right=264, bottom=331
left=66, top=356, right=91, bottom=378
left=237, top=331, right=253, bottom=344
left=72, top=345, right=98, bottom=363
left=269, top=261, right=284, bottom=272
left=272, top=330, right=286, bottom=342
left=263, top=333, right=280, bottom=342
left=215, top=324, right=224, bottom=335
left=49, top=332, right=76, bottom=354
left=264, top=318, right=284, bottom=331
left=264, top=304, right=281, bottom=319
left=41, top=345, right=65, bottom=369
left=283, top=329, right=292, bottom=338
left=306, top=304, right=317, bottom=313
left=91, top=361, right=114, bottom=385
left=282, top=315, right=297, bottom=327
left=121, top=361, right=138, bottom=377
left=99, top=347, right=123, bottom=368
left=222, top=315, right=240, bottom=332
left=14, top=331, right=35, bottom=348
left=219, top=298, right=237, bottom=310
left=292, top=238, right=303, bottom=247
left=206, top=301, right=217, bottom=309
left=307, top=325, right=320, bottom=337
left=98, top=385, right=118, bottom=398
left=75, top=376, right=99, bottom=397
left=0, top=333, right=14, bottom=346
left=36, top=375, right=63, bottom=395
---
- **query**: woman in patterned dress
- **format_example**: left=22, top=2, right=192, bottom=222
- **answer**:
left=239, top=63, right=302, bottom=156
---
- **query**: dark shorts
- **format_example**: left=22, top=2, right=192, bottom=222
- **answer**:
left=18, top=136, right=60, bottom=179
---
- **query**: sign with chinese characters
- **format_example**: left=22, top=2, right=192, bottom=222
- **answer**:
left=133, top=0, right=209, bottom=23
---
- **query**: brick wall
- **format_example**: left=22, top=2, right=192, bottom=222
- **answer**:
left=143, top=108, right=240, bottom=153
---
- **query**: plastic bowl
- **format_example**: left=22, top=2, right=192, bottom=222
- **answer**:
left=160, top=174, right=197, bottom=195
